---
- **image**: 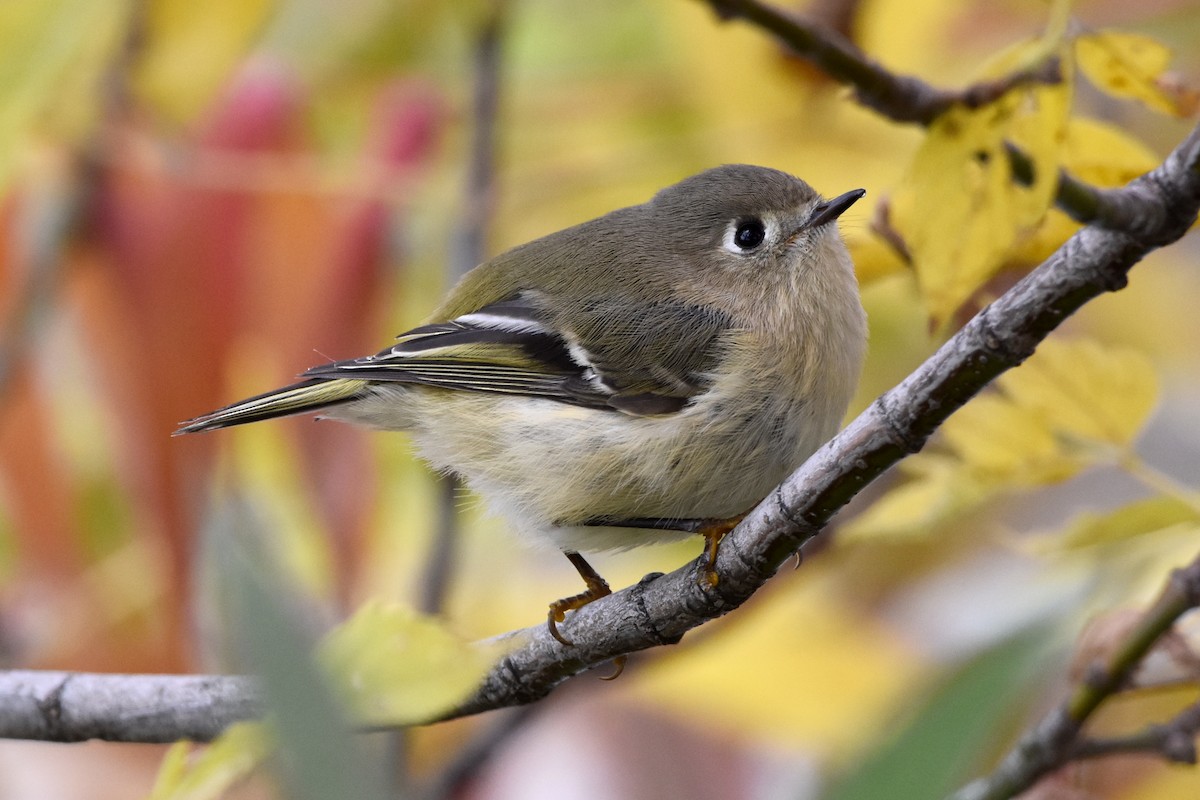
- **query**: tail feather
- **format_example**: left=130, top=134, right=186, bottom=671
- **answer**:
left=174, top=378, right=369, bottom=435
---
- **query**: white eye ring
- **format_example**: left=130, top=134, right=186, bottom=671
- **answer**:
left=722, top=217, right=773, bottom=255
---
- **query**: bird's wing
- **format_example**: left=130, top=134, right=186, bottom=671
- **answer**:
left=302, top=293, right=731, bottom=416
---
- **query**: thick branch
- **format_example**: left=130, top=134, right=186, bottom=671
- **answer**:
left=0, top=671, right=261, bottom=743
left=0, top=121, right=1196, bottom=746
left=437, top=120, right=1200, bottom=721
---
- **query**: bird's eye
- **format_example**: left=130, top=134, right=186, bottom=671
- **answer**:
left=733, top=219, right=766, bottom=250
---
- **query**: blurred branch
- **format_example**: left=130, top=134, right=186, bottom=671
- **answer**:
left=951, top=555, right=1200, bottom=800
left=0, top=170, right=85, bottom=409
left=699, top=0, right=1129, bottom=227
left=1069, top=699, right=1200, bottom=764
left=420, top=1, right=508, bottom=618
left=408, top=6, right=511, bottom=796
left=0, top=670, right=260, bottom=743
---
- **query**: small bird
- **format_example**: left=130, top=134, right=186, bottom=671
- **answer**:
left=177, top=164, right=867, bottom=645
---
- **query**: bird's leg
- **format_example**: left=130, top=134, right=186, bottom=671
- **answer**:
left=580, top=513, right=747, bottom=587
left=548, top=550, right=612, bottom=646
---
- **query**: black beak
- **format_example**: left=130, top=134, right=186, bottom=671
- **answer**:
left=805, top=188, right=865, bottom=229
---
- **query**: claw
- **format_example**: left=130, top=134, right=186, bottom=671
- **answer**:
left=546, top=551, right=612, bottom=646
left=599, top=655, right=627, bottom=681
left=697, top=514, right=743, bottom=589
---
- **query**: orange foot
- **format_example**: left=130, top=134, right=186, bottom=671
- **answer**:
left=547, top=551, right=612, bottom=646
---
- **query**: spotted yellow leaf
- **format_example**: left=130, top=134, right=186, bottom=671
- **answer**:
left=1012, top=117, right=1160, bottom=264
left=1076, top=31, right=1199, bottom=117
left=890, top=78, right=1069, bottom=325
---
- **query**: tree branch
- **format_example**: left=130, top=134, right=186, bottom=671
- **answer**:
left=0, top=671, right=261, bottom=743
left=707, top=0, right=1058, bottom=124
left=950, top=555, right=1200, bottom=800
left=699, top=0, right=1130, bottom=226
left=0, top=121, right=1196, bottom=746
left=1069, top=700, right=1200, bottom=764
left=436, top=119, right=1200, bottom=722
left=0, top=119, right=1196, bottom=746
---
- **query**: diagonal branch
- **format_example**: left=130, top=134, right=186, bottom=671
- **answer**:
left=0, top=120, right=1197, bottom=749
left=950, top=554, right=1200, bottom=800
left=438, top=120, right=1200, bottom=721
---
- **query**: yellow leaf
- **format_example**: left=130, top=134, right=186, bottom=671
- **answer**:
left=630, top=578, right=922, bottom=753
left=848, top=228, right=909, bottom=286
left=319, top=601, right=500, bottom=725
left=1075, top=31, right=1198, bottom=117
left=134, top=0, right=275, bottom=124
left=840, top=457, right=991, bottom=542
left=147, top=722, right=272, bottom=800
left=996, top=337, right=1158, bottom=449
left=847, top=337, right=1161, bottom=542
left=939, top=338, right=1157, bottom=485
left=1061, top=117, right=1159, bottom=188
left=890, top=78, right=1069, bottom=325
left=942, top=393, right=1080, bottom=484
left=1011, top=117, right=1160, bottom=264
left=1045, top=496, right=1200, bottom=553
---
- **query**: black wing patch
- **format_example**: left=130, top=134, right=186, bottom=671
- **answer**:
left=301, top=294, right=719, bottom=417
left=302, top=296, right=616, bottom=411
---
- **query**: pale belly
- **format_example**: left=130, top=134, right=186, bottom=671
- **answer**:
left=377, top=380, right=840, bottom=553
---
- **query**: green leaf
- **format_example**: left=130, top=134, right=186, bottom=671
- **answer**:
left=1041, top=496, right=1200, bottom=553
left=821, top=629, right=1054, bottom=800
left=205, top=496, right=390, bottom=800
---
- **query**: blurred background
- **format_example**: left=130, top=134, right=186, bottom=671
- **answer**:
left=0, top=0, right=1198, bottom=797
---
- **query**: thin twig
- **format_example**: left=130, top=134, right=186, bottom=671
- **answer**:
left=950, top=556, right=1200, bottom=800
left=419, top=0, right=508, bottom=619
left=1069, top=699, right=1200, bottom=764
